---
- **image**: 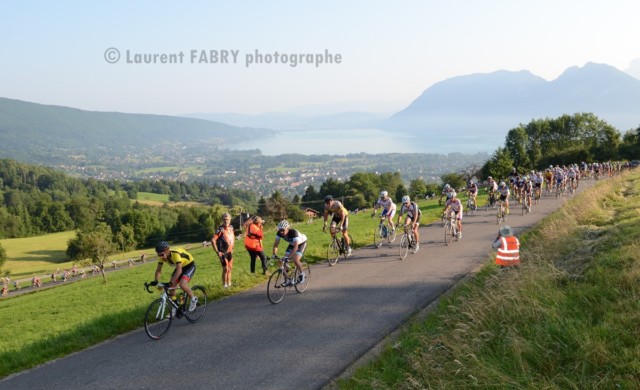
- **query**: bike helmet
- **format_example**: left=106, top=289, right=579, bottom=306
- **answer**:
left=324, top=195, right=333, bottom=203
left=444, top=184, right=451, bottom=189
left=277, top=220, right=290, bottom=230
left=380, top=190, right=388, bottom=198
left=155, top=241, right=170, bottom=253
left=447, top=191, right=456, bottom=199
left=499, top=181, right=506, bottom=188
left=487, top=176, right=493, bottom=180
left=401, top=195, right=410, bottom=203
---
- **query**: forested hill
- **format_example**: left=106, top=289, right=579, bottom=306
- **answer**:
left=0, top=97, right=273, bottom=162
left=0, top=158, right=255, bottom=241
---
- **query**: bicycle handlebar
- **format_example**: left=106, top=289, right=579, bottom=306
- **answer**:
left=144, top=281, right=173, bottom=293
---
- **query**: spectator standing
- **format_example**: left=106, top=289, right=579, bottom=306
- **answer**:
left=244, top=216, right=268, bottom=275
left=212, top=213, right=235, bottom=288
left=493, top=225, right=520, bottom=269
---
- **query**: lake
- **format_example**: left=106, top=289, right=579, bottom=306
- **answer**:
left=226, top=128, right=504, bottom=155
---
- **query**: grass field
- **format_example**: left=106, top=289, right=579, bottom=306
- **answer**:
left=0, top=191, right=470, bottom=378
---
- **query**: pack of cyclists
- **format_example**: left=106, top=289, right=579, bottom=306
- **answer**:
left=149, top=160, right=628, bottom=301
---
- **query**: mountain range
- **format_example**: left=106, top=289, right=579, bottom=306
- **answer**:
left=185, top=62, right=640, bottom=135
left=387, top=62, right=640, bottom=134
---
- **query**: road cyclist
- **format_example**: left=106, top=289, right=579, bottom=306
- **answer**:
left=323, top=195, right=352, bottom=257
left=497, top=181, right=511, bottom=217
left=396, top=195, right=422, bottom=252
left=271, top=220, right=308, bottom=287
left=152, top=241, right=199, bottom=315
left=371, top=190, right=397, bottom=247
left=443, top=191, right=463, bottom=239
left=465, top=178, right=478, bottom=214
left=486, top=176, right=498, bottom=208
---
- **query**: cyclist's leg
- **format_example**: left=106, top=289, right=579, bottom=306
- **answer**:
left=386, top=209, right=396, bottom=230
left=342, top=216, right=351, bottom=247
left=413, top=216, right=420, bottom=244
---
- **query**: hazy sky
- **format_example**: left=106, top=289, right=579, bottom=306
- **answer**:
left=2, top=0, right=639, bottom=116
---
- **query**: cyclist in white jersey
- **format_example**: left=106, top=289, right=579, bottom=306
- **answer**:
left=372, top=190, right=397, bottom=231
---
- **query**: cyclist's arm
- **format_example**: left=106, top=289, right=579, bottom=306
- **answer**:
left=154, top=263, right=163, bottom=283
left=272, top=236, right=280, bottom=256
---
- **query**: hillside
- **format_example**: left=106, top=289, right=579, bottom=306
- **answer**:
left=388, top=62, right=640, bottom=133
left=0, top=97, right=272, bottom=162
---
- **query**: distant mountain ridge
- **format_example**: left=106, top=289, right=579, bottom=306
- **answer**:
left=0, top=97, right=272, bottom=162
left=388, top=62, right=640, bottom=133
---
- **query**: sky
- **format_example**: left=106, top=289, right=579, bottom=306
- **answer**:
left=1, top=0, right=639, bottom=116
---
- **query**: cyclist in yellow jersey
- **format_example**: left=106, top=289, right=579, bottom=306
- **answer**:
left=322, top=195, right=352, bottom=256
left=153, top=241, right=198, bottom=312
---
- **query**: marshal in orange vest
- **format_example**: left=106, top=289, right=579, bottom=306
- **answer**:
left=493, top=225, right=520, bottom=267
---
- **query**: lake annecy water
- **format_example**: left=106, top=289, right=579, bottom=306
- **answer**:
left=227, top=128, right=504, bottom=155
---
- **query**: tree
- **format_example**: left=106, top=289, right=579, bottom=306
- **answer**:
left=115, top=224, right=136, bottom=259
left=408, top=178, right=428, bottom=199
left=440, top=173, right=466, bottom=192
left=67, top=223, right=116, bottom=282
left=395, top=184, right=407, bottom=203
left=481, top=147, right=514, bottom=182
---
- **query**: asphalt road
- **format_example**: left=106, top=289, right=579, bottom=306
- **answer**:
left=1, top=183, right=592, bottom=390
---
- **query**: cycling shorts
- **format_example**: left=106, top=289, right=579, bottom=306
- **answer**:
left=172, top=262, right=196, bottom=282
left=381, top=208, right=396, bottom=218
left=285, top=242, right=307, bottom=257
left=330, top=215, right=349, bottom=231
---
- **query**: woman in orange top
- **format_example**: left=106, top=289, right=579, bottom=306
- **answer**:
left=212, top=213, right=235, bottom=288
left=244, top=215, right=268, bottom=275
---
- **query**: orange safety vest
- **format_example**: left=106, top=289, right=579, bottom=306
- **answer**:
left=495, top=236, right=520, bottom=266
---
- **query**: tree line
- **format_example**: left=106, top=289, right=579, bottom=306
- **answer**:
left=481, top=113, right=640, bottom=179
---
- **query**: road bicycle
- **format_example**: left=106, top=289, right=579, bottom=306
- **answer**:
left=373, top=215, right=396, bottom=248
left=496, top=199, right=508, bottom=224
left=326, top=227, right=353, bottom=266
left=399, top=224, right=418, bottom=260
left=443, top=210, right=459, bottom=246
left=521, top=193, right=532, bottom=215
left=485, top=191, right=497, bottom=210
left=466, top=196, right=477, bottom=215
left=143, top=281, right=207, bottom=340
left=267, top=255, right=310, bottom=304
left=533, top=184, right=541, bottom=204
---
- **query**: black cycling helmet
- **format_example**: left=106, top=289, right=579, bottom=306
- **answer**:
left=155, top=241, right=170, bottom=253
left=324, top=195, right=333, bottom=203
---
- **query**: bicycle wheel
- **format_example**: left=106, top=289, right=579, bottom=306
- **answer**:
left=387, top=225, right=397, bottom=243
left=444, top=222, right=454, bottom=245
left=399, top=234, right=409, bottom=260
left=374, top=225, right=383, bottom=248
left=497, top=207, right=503, bottom=224
left=267, top=269, right=287, bottom=304
left=441, top=214, right=447, bottom=227
left=327, top=239, right=340, bottom=265
left=294, top=261, right=310, bottom=293
left=185, top=285, right=207, bottom=323
left=144, top=298, right=172, bottom=340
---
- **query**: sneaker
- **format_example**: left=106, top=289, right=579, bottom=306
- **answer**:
left=415, top=244, right=420, bottom=251
left=188, top=297, right=198, bottom=312
left=297, top=273, right=306, bottom=285
left=457, top=231, right=462, bottom=239
left=347, top=247, right=353, bottom=256
left=223, top=284, right=228, bottom=288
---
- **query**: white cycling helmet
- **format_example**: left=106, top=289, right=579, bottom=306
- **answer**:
left=401, top=195, right=410, bottom=203
left=447, top=191, right=456, bottom=199
left=444, top=183, right=451, bottom=189
left=499, top=181, right=506, bottom=188
left=380, top=190, right=388, bottom=198
left=277, top=220, right=290, bottom=230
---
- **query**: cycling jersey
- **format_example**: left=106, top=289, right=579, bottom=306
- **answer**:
left=158, top=247, right=194, bottom=267
left=324, top=200, right=348, bottom=218
left=445, top=198, right=463, bottom=214
left=375, top=197, right=396, bottom=217
left=399, top=201, right=421, bottom=220
left=275, top=228, right=308, bottom=255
